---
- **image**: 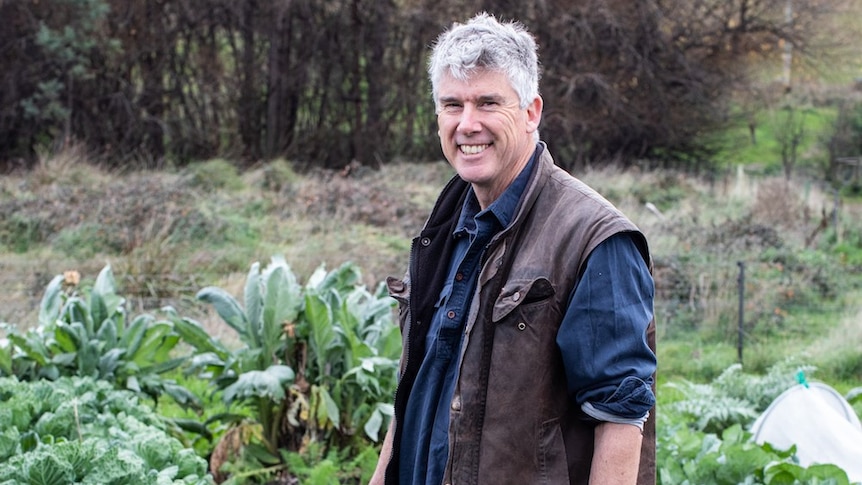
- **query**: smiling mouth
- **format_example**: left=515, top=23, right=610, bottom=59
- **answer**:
left=459, top=144, right=490, bottom=155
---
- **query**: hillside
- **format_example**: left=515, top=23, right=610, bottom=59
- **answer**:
left=1, top=153, right=861, bottom=383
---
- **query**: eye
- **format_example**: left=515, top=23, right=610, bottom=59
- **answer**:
left=441, top=102, right=462, bottom=112
left=478, top=99, right=501, bottom=109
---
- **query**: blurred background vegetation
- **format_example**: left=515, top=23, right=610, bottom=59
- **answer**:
left=1, top=0, right=860, bottom=174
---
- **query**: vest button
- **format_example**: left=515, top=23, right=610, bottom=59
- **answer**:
left=420, top=237, right=431, bottom=246
left=451, top=395, right=461, bottom=411
left=518, top=322, right=526, bottom=331
left=512, top=292, right=520, bottom=302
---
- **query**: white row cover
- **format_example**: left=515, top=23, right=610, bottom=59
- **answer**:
left=751, top=382, right=862, bottom=483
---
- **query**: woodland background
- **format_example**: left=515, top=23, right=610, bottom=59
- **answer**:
left=2, top=0, right=861, bottom=175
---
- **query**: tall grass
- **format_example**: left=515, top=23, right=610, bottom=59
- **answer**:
left=1, top=145, right=859, bottom=387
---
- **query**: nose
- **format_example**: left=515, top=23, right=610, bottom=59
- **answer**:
left=457, top=104, right=482, bottom=134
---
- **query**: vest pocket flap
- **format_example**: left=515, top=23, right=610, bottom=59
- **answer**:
left=492, top=277, right=555, bottom=322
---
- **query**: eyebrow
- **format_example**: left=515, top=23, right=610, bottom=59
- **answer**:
left=438, top=93, right=507, bottom=105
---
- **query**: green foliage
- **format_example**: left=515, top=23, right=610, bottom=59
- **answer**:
left=0, top=376, right=213, bottom=484
left=185, top=159, right=245, bottom=192
left=21, top=0, right=116, bottom=134
left=279, top=441, right=379, bottom=485
left=830, top=223, right=862, bottom=266
left=51, top=222, right=123, bottom=258
left=659, top=362, right=855, bottom=484
left=664, top=380, right=759, bottom=433
left=665, top=361, right=815, bottom=433
left=713, top=105, right=837, bottom=175
left=627, top=172, right=694, bottom=212
left=658, top=423, right=851, bottom=484
left=829, top=100, right=862, bottom=188
left=1, top=265, right=201, bottom=409
left=0, top=212, right=49, bottom=253
left=260, top=159, right=300, bottom=192
left=183, top=256, right=399, bottom=482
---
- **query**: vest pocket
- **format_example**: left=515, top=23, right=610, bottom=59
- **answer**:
left=492, top=276, right=555, bottom=323
left=538, top=418, right=570, bottom=484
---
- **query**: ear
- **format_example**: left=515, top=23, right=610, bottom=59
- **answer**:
left=525, top=95, right=543, bottom=134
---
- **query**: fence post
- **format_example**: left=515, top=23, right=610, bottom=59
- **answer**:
left=833, top=188, right=841, bottom=244
left=737, top=261, right=745, bottom=364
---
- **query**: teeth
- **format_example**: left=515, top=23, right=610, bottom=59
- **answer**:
left=460, top=144, right=488, bottom=155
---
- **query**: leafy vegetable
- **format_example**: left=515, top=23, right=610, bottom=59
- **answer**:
left=0, top=376, right=213, bottom=484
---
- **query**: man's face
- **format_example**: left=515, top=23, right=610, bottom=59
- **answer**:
left=436, top=69, right=542, bottom=207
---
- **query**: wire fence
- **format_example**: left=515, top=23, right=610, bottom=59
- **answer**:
left=4, top=255, right=858, bottom=346
left=651, top=255, right=860, bottom=358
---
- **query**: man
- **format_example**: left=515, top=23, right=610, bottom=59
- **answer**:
left=370, top=12, right=657, bottom=485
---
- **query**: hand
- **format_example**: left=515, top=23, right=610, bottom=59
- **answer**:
left=367, top=421, right=394, bottom=485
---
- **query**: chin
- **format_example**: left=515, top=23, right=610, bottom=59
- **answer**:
left=456, top=167, right=491, bottom=184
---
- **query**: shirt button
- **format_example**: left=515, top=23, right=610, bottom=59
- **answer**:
left=455, top=272, right=464, bottom=281
left=447, top=310, right=456, bottom=319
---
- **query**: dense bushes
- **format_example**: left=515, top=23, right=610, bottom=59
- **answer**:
left=2, top=0, right=851, bottom=170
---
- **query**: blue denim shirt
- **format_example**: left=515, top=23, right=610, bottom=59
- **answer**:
left=559, top=232, right=656, bottom=426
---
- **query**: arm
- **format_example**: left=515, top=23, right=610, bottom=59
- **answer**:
left=368, top=420, right=394, bottom=485
left=557, top=233, right=656, bottom=416
left=589, top=422, right=643, bottom=485
left=556, top=233, right=656, bottom=482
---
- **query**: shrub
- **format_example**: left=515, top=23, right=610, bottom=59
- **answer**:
left=178, top=256, right=399, bottom=483
left=261, top=158, right=300, bottom=193
left=0, top=212, right=48, bottom=253
left=664, top=360, right=815, bottom=433
left=658, top=423, right=852, bottom=485
left=185, top=159, right=244, bottom=192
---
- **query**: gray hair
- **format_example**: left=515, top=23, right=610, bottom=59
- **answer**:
left=428, top=12, right=540, bottom=110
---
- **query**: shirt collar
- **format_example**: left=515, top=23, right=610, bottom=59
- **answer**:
left=454, top=144, right=540, bottom=237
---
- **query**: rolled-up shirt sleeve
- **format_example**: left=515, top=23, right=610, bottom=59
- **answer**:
left=556, top=232, right=657, bottom=430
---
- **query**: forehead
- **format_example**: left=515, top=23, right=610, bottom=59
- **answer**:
left=437, top=69, right=516, bottom=99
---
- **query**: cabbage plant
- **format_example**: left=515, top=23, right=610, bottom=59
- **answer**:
left=180, top=256, right=400, bottom=481
left=1, top=265, right=200, bottom=409
left=0, top=376, right=212, bottom=484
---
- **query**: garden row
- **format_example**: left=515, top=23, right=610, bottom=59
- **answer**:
left=1, top=259, right=858, bottom=483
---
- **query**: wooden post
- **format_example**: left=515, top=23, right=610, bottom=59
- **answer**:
left=737, top=261, right=745, bottom=364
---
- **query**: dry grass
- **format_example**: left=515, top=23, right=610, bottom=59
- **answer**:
left=1, top=148, right=859, bottom=367
left=30, top=142, right=112, bottom=189
left=807, top=296, right=862, bottom=356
